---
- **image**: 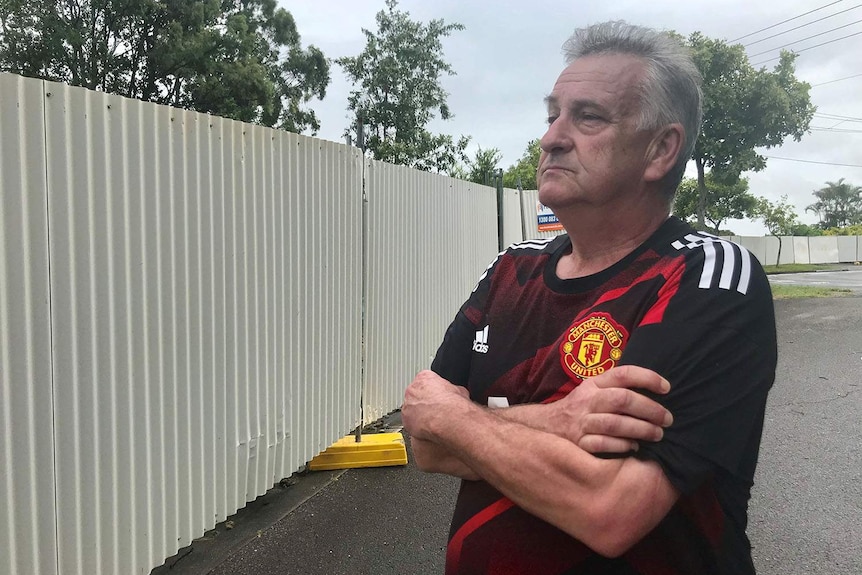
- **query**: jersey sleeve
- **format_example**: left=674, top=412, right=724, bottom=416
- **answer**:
left=430, top=250, right=504, bottom=387
left=620, top=244, right=777, bottom=494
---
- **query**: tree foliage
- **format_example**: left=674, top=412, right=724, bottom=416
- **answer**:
left=789, top=223, right=823, bottom=237
left=337, top=0, right=467, bottom=172
left=806, top=178, right=862, bottom=229
left=751, top=195, right=800, bottom=266
left=455, top=146, right=502, bottom=185
left=687, top=33, right=815, bottom=226
left=503, top=139, right=541, bottom=190
left=0, top=0, right=329, bottom=132
left=820, top=225, right=862, bottom=236
left=673, top=173, right=757, bottom=233
left=753, top=195, right=799, bottom=236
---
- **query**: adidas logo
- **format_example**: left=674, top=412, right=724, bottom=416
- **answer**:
left=472, top=325, right=490, bottom=354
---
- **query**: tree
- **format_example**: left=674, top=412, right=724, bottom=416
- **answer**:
left=503, top=139, right=541, bottom=190
left=673, top=173, right=757, bottom=233
left=0, top=0, right=329, bottom=133
left=457, top=146, right=502, bottom=185
left=337, top=0, right=467, bottom=172
left=753, top=195, right=799, bottom=265
left=789, top=223, right=822, bottom=237
left=822, top=225, right=862, bottom=236
left=687, top=33, right=815, bottom=227
left=806, top=178, right=862, bottom=229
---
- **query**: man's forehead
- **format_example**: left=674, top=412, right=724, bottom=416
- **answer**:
left=547, top=54, right=645, bottom=106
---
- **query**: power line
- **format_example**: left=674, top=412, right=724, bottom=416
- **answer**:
left=765, top=155, right=862, bottom=167
left=747, top=18, right=862, bottom=58
left=751, top=29, right=862, bottom=65
left=811, top=72, right=862, bottom=86
left=811, top=126, right=862, bottom=132
left=815, top=112, right=862, bottom=122
left=743, top=4, right=862, bottom=47
left=730, top=0, right=845, bottom=42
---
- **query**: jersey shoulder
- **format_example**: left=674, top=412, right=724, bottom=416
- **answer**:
left=471, top=235, right=565, bottom=290
left=651, top=220, right=768, bottom=298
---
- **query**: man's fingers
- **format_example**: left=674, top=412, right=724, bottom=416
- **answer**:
left=590, top=387, right=673, bottom=427
left=590, top=365, right=671, bottom=395
left=581, top=413, right=665, bottom=442
left=578, top=434, right=639, bottom=455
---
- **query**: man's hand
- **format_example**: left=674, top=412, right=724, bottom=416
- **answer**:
left=402, top=370, right=470, bottom=441
left=533, top=365, right=673, bottom=454
left=403, top=371, right=480, bottom=478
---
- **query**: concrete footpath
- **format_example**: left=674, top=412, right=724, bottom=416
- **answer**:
left=153, top=296, right=862, bottom=575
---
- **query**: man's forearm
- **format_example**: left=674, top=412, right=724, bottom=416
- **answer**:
left=417, top=397, right=678, bottom=557
left=410, top=436, right=480, bottom=480
left=409, top=403, right=552, bottom=482
left=492, top=402, right=556, bottom=432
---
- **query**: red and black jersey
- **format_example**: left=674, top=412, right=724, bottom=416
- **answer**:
left=431, top=217, right=777, bottom=575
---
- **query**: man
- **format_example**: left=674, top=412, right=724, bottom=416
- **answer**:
left=402, top=21, right=777, bottom=575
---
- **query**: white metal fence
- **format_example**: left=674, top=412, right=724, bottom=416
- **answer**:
left=364, top=161, right=497, bottom=423
left=43, top=80, right=368, bottom=575
left=0, top=73, right=498, bottom=575
left=1, top=72, right=57, bottom=575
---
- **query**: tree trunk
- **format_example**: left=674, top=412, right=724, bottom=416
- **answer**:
left=774, top=233, right=782, bottom=266
left=696, top=156, right=707, bottom=229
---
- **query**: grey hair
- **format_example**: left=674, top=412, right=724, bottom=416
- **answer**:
left=562, top=21, right=703, bottom=195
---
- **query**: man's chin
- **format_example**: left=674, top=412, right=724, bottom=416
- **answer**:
left=537, top=186, right=572, bottom=209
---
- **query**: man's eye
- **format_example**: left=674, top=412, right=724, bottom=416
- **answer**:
left=546, top=115, right=558, bottom=125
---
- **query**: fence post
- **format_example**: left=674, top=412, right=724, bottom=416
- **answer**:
left=493, top=168, right=504, bottom=251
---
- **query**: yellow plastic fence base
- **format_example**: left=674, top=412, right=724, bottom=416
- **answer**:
left=308, top=432, right=408, bottom=471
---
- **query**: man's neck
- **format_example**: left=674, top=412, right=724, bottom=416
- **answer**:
left=554, top=205, right=670, bottom=280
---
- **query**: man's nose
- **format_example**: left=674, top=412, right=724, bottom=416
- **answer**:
left=540, top=118, right=573, bottom=154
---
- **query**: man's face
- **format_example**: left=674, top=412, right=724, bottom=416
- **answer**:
left=537, top=53, right=656, bottom=212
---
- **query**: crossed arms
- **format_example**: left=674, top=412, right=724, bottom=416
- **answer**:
left=401, top=366, right=679, bottom=558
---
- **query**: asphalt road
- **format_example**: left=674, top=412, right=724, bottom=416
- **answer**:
left=154, top=294, right=862, bottom=575
left=748, top=297, right=862, bottom=575
left=768, top=269, right=862, bottom=292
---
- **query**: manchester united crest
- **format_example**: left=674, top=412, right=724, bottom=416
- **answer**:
left=560, top=313, right=628, bottom=380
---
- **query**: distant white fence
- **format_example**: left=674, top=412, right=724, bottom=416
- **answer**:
left=727, top=235, right=860, bottom=266
left=0, top=73, right=498, bottom=575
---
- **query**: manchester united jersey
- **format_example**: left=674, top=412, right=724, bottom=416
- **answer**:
left=431, top=216, right=777, bottom=575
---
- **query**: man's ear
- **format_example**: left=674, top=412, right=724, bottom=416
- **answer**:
left=644, top=124, right=684, bottom=183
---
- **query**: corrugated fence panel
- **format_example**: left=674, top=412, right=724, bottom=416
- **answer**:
left=502, top=187, right=524, bottom=247
left=0, top=75, right=58, bottom=575
left=283, top=135, right=363, bottom=466
left=43, top=79, right=362, bottom=575
left=363, top=162, right=497, bottom=422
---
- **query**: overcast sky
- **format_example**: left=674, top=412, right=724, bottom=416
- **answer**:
left=284, top=0, right=862, bottom=235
